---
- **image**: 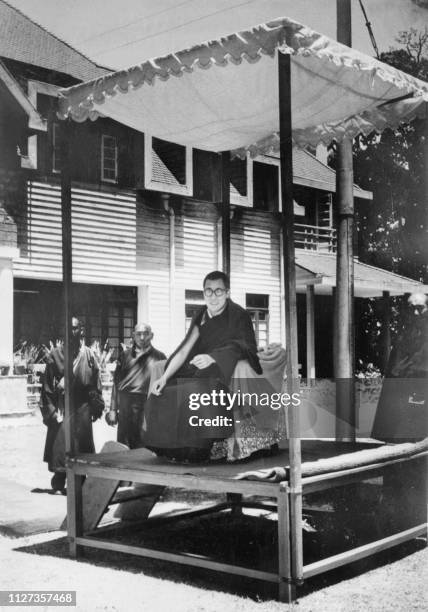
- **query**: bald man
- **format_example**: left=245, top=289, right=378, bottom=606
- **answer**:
left=106, top=324, right=166, bottom=449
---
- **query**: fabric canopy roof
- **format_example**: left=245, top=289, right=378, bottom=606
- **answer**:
left=58, top=16, right=428, bottom=156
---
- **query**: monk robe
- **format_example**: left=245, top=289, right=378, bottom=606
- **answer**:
left=141, top=299, right=261, bottom=460
left=41, top=344, right=104, bottom=472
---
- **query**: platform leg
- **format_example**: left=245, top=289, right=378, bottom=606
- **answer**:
left=277, top=483, right=295, bottom=602
left=278, top=580, right=295, bottom=604
left=227, top=493, right=243, bottom=516
left=66, top=468, right=84, bottom=558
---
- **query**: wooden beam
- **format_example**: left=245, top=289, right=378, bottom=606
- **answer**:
left=303, top=523, right=427, bottom=579
left=67, top=460, right=280, bottom=496
left=277, top=482, right=295, bottom=602
left=306, top=284, right=316, bottom=382
left=221, top=151, right=231, bottom=277
left=66, top=471, right=84, bottom=558
left=335, top=0, right=356, bottom=442
left=60, top=119, right=74, bottom=458
left=336, top=0, right=352, bottom=46
left=278, top=50, right=303, bottom=584
left=75, top=536, right=281, bottom=583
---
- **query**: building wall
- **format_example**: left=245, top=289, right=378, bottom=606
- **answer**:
left=136, top=194, right=171, bottom=354
left=0, top=67, right=291, bottom=358
left=7, top=176, right=284, bottom=355
left=12, top=180, right=140, bottom=285
left=231, top=209, right=282, bottom=344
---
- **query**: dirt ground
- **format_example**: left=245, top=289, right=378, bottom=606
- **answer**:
left=0, top=413, right=427, bottom=612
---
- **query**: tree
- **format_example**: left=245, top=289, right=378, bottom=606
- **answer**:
left=350, top=29, right=428, bottom=368
left=353, top=28, right=428, bottom=284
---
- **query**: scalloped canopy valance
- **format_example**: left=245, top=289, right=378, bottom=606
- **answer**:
left=58, top=16, right=428, bottom=156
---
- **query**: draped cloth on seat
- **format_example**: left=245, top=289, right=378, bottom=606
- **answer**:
left=221, top=343, right=287, bottom=461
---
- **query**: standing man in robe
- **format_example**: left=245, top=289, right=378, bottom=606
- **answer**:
left=41, top=317, right=104, bottom=493
left=106, top=323, right=166, bottom=449
left=372, top=292, right=428, bottom=441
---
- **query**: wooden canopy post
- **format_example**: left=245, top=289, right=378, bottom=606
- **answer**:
left=60, top=119, right=74, bottom=459
left=425, top=103, right=428, bottom=216
left=221, top=152, right=231, bottom=277
left=306, top=284, right=316, bottom=383
left=335, top=0, right=356, bottom=442
left=60, top=119, right=84, bottom=557
left=278, top=50, right=302, bottom=598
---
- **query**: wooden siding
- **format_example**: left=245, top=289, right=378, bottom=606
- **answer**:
left=174, top=200, right=219, bottom=343
left=11, top=180, right=283, bottom=354
left=13, top=180, right=140, bottom=285
left=231, top=210, right=282, bottom=344
left=136, top=195, right=171, bottom=353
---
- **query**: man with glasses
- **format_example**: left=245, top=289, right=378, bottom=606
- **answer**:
left=141, top=270, right=262, bottom=462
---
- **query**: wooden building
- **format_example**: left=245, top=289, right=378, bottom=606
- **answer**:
left=0, top=0, right=424, bottom=378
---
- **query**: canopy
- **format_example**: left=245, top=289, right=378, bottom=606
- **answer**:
left=58, top=16, right=428, bottom=156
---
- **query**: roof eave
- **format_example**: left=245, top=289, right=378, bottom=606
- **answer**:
left=0, top=60, right=46, bottom=131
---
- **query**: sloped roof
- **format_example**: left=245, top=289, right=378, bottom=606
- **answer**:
left=263, top=149, right=372, bottom=200
left=0, top=0, right=109, bottom=82
left=295, top=251, right=427, bottom=297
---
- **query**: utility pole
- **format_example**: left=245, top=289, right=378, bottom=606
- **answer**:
left=335, top=0, right=356, bottom=442
left=221, top=152, right=231, bottom=277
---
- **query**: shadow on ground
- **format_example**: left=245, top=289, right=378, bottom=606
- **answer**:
left=13, top=515, right=427, bottom=603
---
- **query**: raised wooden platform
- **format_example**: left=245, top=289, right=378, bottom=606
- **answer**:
left=66, top=440, right=428, bottom=602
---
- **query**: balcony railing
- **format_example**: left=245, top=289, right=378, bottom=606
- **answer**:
left=294, top=223, right=337, bottom=252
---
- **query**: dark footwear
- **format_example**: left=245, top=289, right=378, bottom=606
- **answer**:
left=51, top=472, right=66, bottom=493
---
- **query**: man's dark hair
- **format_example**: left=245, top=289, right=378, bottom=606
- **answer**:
left=203, top=270, right=230, bottom=289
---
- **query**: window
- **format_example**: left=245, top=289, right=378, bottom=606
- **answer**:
left=101, top=134, right=118, bottom=182
left=316, top=193, right=333, bottom=227
left=229, top=153, right=253, bottom=207
left=144, top=135, right=193, bottom=196
left=13, top=280, right=136, bottom=357
left=52, top=122, right=62, bottom=173
left=253, top=160, right=279, bottom=211
left=185, top=290, right=205, bottom=333
left=246, top=293, right=269, bottom=347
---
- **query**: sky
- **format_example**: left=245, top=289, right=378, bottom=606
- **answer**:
left=6, top=0, right=428, bottom=70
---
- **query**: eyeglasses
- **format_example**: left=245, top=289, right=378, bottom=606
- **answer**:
left=204, top=288, right=227, bottom=297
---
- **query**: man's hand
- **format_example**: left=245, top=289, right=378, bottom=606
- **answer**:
left=105, top=409, right=118, bottom=426
left=47, top=411, right=63, bottom=425
left=189, top=354, right=215, bottom=369
left=152, top=375, right=167, bottom=396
